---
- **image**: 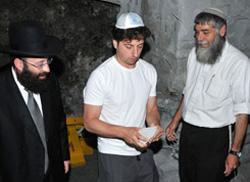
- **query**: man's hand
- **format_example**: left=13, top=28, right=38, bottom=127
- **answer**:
left=224, top=114, right=248, bottom=176
left=224, top=154, right=239, bottom=176
left=165, top=95, right=183, bottom=142
left=64, top=160, right=70, bottom=174
left=166, top=119, right=179, bottom=141
left=122, top=127, right=149, bottom=148
left=148, top=125, right=164, bottom=143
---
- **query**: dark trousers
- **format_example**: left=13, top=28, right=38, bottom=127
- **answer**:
left=179, top=122, right=229, bottom=182
left=44, top=172, right=51, bottom=182
left=98, top=150, right=159, bottom=182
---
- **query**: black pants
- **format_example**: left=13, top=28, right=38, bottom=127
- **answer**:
left=44, top=172, right=51, bottom=182
left=179, top=122, right=229, bottom=182
left=98, top=150, right=159, bottom=182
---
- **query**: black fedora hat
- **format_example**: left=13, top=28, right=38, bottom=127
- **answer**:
left=1, top=20, right=63, bottom=57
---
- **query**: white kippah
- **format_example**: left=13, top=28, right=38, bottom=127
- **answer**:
left=201, top=7, right=227, bottom=21
left=115, top=12, right=144, bottom=29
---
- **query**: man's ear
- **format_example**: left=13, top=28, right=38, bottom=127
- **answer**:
left=13, top=58, right=24, bottom=71
left=112, top=40, right=118, bottom=49
left=219, top=25, right=226, bottom=37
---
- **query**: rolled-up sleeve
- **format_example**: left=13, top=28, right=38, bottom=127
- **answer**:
left=232, top=58, right=250, bottom=115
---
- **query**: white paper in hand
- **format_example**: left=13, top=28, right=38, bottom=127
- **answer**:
left=139, top=127, right=157, bottom=139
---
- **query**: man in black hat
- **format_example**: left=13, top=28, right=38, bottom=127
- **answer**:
left=0, top=20, right=70, bottom=182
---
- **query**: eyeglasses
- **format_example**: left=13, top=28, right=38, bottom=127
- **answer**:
left=20, top=57, right=53, bottom=69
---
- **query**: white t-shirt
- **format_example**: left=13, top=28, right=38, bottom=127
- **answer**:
left=83, top=56, right=157, bottom=156
left=183, top=41, right=250, bottom=128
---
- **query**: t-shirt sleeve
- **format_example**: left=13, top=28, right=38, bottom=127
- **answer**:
left=83, top=70, right=105, bottom=106
left=149, top=66, right=157, bottom=97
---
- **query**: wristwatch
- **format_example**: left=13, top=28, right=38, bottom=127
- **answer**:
left=229, top=150, right=242, bottom=158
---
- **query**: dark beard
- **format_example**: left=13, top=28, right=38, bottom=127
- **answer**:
left=16, top=64, right=50, bottom=93
left=195, top=34, right=225, bottom=64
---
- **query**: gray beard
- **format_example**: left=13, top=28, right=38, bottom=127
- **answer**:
left=196, top=34, right=225, bottom=64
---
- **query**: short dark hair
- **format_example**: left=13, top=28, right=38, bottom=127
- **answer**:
left=112, top=26, right=151, bottom=41
left=194, top=12, right=227, bottom=30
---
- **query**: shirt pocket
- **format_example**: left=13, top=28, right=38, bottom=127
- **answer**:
left=204, top=77, right=231, bottom=109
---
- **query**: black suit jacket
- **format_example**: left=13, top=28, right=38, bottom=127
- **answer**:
left=0, top=65, right=70, bottom=182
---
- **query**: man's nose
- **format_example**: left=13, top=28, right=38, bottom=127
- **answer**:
left=133, top=48, right=139, bottom=57
left=196, top=33, right=204, bottom=42
left=42, top=63, right=50, bottom=73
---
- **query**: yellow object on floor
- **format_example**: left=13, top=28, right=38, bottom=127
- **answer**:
left=67, top=125, right=86, bottom=167
left=80, top=137, right=94, bottom=155
left=66, top=117, right=94, bottom=167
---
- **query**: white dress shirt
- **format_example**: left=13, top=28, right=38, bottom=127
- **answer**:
left=183, top=41, right=250, bottom=128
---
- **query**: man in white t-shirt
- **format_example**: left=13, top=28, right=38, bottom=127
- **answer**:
left=83, top=12, right=164, bottom=182
left=166, top=8, right=250, bottom=182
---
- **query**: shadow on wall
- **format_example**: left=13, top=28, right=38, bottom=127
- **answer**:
left=50, top=57, right=65, bottom=79
left=0, top=54, right=11, bottom=68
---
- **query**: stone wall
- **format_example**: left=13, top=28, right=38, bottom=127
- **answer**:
left=0, top=0, right=119, bottom=115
